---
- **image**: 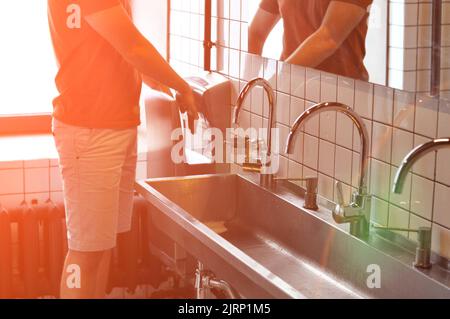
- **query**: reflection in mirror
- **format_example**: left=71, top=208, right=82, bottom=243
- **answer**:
left=245, top=0, right=449, bottom=98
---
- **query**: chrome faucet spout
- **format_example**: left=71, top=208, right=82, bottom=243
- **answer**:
left=285, top=102, right=371, bottom=239
left=285, top=102, right=370, bottom=194
left=393, top=138, right=450, bottom=193
left=234, top=78, right=275, bottom=158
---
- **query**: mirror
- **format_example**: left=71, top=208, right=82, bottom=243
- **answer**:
left=245, top=0, right=448, bottom=98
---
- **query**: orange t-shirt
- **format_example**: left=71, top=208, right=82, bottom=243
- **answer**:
left=260, top=0, right=373, bottom=81
left=48, top=0, right=142, bottom=129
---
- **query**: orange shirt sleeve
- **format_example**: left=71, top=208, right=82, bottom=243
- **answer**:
left=332, top=0, right=373, bottom=9
left=78, top=0, right=121, bottom=16
left=259, top=0, right=280, bottom=14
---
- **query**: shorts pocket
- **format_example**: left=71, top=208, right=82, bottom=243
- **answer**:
left=53, top=122, right=93, bottom=159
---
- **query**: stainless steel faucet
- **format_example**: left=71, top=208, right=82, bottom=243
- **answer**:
left=390, top=138, right=450, bottom=269
left=285, top=102, right=371, bottom=239
left=233, top=78, right=276, bottom=185
left=393, top=138, right=450, bottom=192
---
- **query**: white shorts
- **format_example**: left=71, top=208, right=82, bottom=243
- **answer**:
left=52, top=119, right=138, bottom=252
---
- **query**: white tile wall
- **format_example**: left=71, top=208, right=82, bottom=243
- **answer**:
left=174, top=0, right=450, bottom=259
left=0, top=134, right=149, bottom=210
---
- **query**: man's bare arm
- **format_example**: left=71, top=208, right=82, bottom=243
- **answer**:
left=248, top=7, right=280, bottom=55
left=85, top=5, right=196, bottom=115
left=285, top=1, right=367, bottom=67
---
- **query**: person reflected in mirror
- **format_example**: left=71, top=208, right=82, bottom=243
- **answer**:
left=249, top=0, right=373, bottom=81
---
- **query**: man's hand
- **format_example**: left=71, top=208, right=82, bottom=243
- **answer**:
left=285, top=1, right=367, bottom=67
left=176, top=88, right=199, bottom=120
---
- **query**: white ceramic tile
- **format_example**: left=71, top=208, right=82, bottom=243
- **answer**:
left=371, top=197, right=389, bottom=227
left=354, top=80, right=373, bottom=119
left=433, top=183, right=450, bottom=229
left=416, top=69, right=431, bottom=92
left=228, top=49, right=241, bottom=78
left=238, top=109, right=251, bottom=130
left=335, top=114, right=354, bottom=149
left=413, top=135, right=435, bottom=179
left=417, top=47, right=431, bottom=70
left=436, top=150, right=450, bottom=186
left=229, top=0, right=241, bottom=20
left=318, top=173, right=334, bottom=201
left=371, top=159, right=391, bottom=201
left=240, top=52, right=263, bottom=81
left=0, top=194, right=24, bottom=210
left=320, top=72, right=337, bottom=102
left=389, top=2, right=418, bottom=26
left=25, top=192, right=50, bottom=205
left=24, top=159, right=50, bottom=169
left=0, top=161, right=23, bottom=170
left=303, top=135, right=319, bottom=170
left=277, top=61, right=291, bottom=94
left=393, top=90, right=415, bottom=131
left=392, top=128, right=414, bottom=166
left=417, top=25, right=432, bottom=47
left=288, top=160, right=303, bottom=179
left=50, top=167, right=62, bottom=192
left=337, top=76, right=355, bottom=107
left=289, top=97, right=305, bottom=125
left=277, top=155, right=288, bottom=179
left=0, top=169, right=24, bottom=195
left=318, top=140, right=335, bottom=177
left=388, top=204, right=410, bottom=235
left=418, top=2, right=432, bottom=25
left=410, top=174, right=434, bottom=220
left=389, top=25, right=417, bottom=49
left=25, top=168, right=50, bottom=194
left=276, top=92, right=290, bottom=126
left=431, top=223, right=450, bottom=259
left=318, top=110, right=336, bottom=143
left=263, top=58, right=277, bottom=88
left=305, top=68, right=321, bottom=103
left=373, top=85, right=394, bottom=125
left=291, top=65, right=305, bottom=98
left=442, top=25, right=450, bottom=47
left=372, top=122, right=392, bottom=163
left=443, top=2, right=450, bottom=25
left=240, top=22, right=248, bottom=52
left=335, top=146, right=352, bottom=185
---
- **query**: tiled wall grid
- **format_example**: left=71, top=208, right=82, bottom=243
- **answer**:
left=0, top=155, right=148, bottom=211
left=389, top=0, right=450, bottom=97
left=169, top=0, right=450, bottom=259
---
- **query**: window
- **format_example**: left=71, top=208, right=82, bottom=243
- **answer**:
left=0, top=1, right=57, bottom=116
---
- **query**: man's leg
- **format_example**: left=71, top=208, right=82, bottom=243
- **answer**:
left=53, top=120, right=137, bottom=299
left=60, top=249, right=111, bottom=299
left=95, top=249, right=112, bottom=298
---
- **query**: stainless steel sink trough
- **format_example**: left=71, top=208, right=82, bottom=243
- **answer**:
left=135, top=173, right=450, bottom=299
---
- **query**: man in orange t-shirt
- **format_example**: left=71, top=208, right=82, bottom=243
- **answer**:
left=48, top=0, right=197, bottom=298
left=249, top=0, right=373, bottom=81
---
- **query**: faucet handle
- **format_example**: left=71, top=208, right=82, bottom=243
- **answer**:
left=335, top=181, right=346, bottom=206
